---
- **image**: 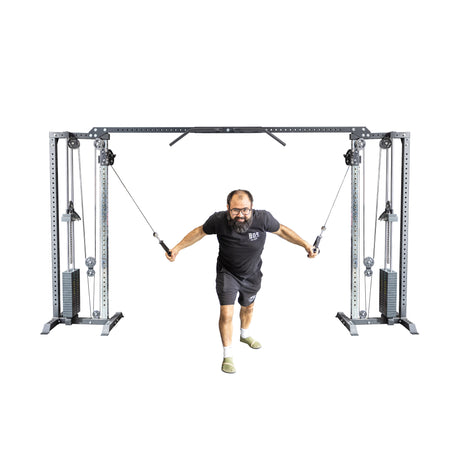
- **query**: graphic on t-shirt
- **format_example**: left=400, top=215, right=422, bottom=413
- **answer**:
left=249, top=232, right=260, bottom=241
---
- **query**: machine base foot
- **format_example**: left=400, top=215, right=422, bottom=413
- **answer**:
left=336, top=312, right=418, bottom=336
left=41, top=312, right=124, bottom=335
left=41, top=318, right=61, bottom=334
left=336, top=312, right=359, bottom=336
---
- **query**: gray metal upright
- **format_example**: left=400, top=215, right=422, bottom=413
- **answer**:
left=100, top=153, right=109, bottom=319
left=50, top=136, right=61, bottom=319
left=350, top=140, right=360, bottom=320
left=398, top=136, right=416, bottom=333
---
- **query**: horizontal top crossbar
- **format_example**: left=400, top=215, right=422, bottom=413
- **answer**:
left=88, top=126, right=370, bottom=135
left=49, top=127, right=410, bottom=140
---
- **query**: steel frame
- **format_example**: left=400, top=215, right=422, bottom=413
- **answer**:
left=43, top=126, right=417, bottom=336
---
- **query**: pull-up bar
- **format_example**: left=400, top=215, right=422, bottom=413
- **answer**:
left=51, top=126, right=380, bottom=143
left=168, top=127, right=289, bottom=147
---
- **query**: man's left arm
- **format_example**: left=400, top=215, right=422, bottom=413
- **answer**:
left=273, top=224, right=317, bottom=258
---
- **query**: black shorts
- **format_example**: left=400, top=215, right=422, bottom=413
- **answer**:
left=216, top=268, right=262, bottom=306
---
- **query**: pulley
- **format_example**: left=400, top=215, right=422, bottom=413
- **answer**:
left=68, top=137, right=80, bottom=149
left=355, top=139, right=366, bottom=150
left=94, top=139, right=106, bottom=150
left=363, top=256, right=374, bottom=277
left=379, top=137, right=392, bottom=149
left=85, top=257, right=96, bottom=277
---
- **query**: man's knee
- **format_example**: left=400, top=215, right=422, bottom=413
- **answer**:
left=220, top=305, right=234, bottom=322
left=241, top=302, right=254, bottom=312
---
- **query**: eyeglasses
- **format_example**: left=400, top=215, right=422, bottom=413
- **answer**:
left=229, top=208, right=252, bottom=216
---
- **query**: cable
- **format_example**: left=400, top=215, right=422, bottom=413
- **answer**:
left=310, top=166, right=350, bottom=254
left=363, top=147, right=383, bottom=317
left=323, top=166, right=350, bottom=229
left=111, top=166, right=157, bottom=233
left=111, top=166, right=172, bottom=255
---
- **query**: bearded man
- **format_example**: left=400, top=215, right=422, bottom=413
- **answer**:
left=166, top=190, right=317, bottom=373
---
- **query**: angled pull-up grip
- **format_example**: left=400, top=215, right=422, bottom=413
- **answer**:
left=169, top=127, right=286, bottom=147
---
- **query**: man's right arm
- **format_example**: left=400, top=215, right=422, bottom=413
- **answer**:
left=166, top=226, right=207, bottom=262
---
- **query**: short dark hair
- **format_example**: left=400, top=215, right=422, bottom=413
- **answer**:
left=227, top=190, right=254, bottom=207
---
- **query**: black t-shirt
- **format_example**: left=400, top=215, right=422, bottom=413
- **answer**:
left=203, top=210, right=280, bottom=279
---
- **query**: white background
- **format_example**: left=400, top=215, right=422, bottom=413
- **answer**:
left=1, top=1, right=459, bottom=459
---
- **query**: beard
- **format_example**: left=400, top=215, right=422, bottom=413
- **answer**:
left=227, top=212, right=254, bottom=234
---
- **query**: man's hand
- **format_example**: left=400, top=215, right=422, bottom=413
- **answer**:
left=306, top=245, right=318, bottom=258
left=166, top=247, right=179, bottom=262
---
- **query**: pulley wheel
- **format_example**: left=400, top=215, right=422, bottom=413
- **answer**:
left=68, top=137, right=80, bottom=149
left=364, top=256, right=374, bottom=268
left=94, top=139, right=106, bottom=150
left=380, top=137, right=392, bottom=149
left=355, top=139, right=366, bottom=150
left=85, top=256, right=96, bottom=269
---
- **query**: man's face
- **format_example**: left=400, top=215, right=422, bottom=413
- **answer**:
left=227, top=194, right=253, bottom=233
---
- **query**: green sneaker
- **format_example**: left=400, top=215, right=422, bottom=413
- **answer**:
left=240, top=336, right=262, bottom=349
left=222, top=357, right=236, bottom=374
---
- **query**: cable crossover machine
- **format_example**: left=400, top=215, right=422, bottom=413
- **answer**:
left=43, top=126, right=417, bottom=336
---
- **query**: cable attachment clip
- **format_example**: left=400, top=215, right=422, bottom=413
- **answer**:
left=99, top=149, right=116, bottom=166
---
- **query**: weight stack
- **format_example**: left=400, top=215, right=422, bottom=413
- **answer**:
left=62, top=269, right=80, bottom=319
left=379, top=269, right=397, bottom=319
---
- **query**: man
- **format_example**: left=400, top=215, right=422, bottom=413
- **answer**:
left=166, top=190, right=317, bottom=373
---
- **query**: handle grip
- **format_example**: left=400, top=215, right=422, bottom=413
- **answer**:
left=308, top=235, right=322, bottom=258
left=160, top=240, right=172, bottom=257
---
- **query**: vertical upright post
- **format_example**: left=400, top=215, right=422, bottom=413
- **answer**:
left=399, top=135, right=410, bottom=318
left=100, top=154, right=109, bottom=320
left=50, top=135, right=61, bottom=318
left=350, top=141, right=360, bottom=320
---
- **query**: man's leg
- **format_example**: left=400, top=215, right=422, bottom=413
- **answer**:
left=219, top=304, right=234, bottom=347
left=219, top=304, right=236, bottom=373
left=240, top=302, right=262, bottom=349
left=240, top=302, right=254, bottom=330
